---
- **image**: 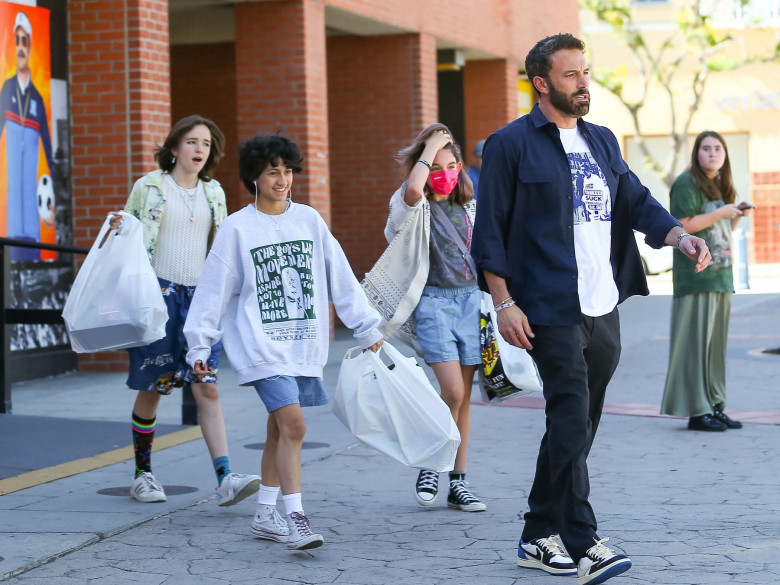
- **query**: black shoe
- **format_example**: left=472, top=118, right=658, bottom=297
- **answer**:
left=712, top=409, right=743, bottom=429
left=414, top=469, right=439, bottom=506
left=688, top=414, right=727, bottom=432
left=447, top=479, right=486, bottom=512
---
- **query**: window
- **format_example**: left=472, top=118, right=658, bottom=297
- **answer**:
left=700, top=0, right=780, bottom=27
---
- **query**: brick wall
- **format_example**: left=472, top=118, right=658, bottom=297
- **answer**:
left=170, top=42, right=241, bottom=212
left=327, top=33, right=438, bottom=279
left=752, top=172, right=780, bottom=263
left=69, top=0, right=171, bottom=371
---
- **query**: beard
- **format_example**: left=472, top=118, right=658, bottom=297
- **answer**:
left=547, top=79, right=590, bottom=118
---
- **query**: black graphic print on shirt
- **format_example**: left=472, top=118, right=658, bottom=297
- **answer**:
left=251, top=240, right=317, bottom=341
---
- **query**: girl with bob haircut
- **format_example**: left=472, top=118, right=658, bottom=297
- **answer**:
left=184, top=134, right=383, bottom=550
left=109, top=115, right=261, bottom=506
left=661, top=130, right=754, bottom=431
left=383, top=123, right=486, bottom=512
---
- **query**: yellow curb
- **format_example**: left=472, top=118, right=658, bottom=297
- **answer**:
left=0, top=426, right=203, bottom=496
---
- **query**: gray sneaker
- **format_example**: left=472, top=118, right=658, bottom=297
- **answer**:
left=251, top=506, right=290, bottom=543
left=215, top=473, right=261, bottom=507
left=286, top=512, right=324, bottom=550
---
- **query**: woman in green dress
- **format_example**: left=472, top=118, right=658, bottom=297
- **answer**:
left=661, top=131, right=754, bottom=431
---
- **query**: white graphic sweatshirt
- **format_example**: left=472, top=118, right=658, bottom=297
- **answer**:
left=184, top=203, right=382, bottom=384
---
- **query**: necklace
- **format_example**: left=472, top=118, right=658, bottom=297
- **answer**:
left=255, top=199, right=291, bottom=231
left=167, top=173, right=199, bottom=222
left=15, top=84, right=31, bottom=153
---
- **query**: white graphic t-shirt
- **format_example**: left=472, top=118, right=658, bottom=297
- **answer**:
left=559, top=126, right=619, bottom=317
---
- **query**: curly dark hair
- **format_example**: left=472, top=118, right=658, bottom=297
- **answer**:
left=154, top=115, right=225, bottom=181
left=238, top=135, right=304, bottom=195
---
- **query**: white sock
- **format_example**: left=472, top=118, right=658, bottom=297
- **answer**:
left=257, top=484, right=280, bottom=506
left=282, top=492, right=303, bottom=515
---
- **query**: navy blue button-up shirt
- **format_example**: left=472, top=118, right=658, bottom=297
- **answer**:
left=471, top=104, right=680, bottom=326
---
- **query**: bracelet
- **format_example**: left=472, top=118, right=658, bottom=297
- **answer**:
left=493, top=296, right=512, bottom=311
left=495, top=300, right=516, bottom=312
left=676, top=232, right=692, bottom=247
left=417, top=159, right=431, bottom=170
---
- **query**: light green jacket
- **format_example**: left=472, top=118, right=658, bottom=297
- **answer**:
left=124, top=169, right=228, bottom=260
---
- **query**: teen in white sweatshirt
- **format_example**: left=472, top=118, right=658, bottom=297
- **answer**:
left=184, top=135, right=382, bottom=551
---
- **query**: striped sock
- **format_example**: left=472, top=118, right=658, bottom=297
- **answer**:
left=132, top=413, right=156, bottom=479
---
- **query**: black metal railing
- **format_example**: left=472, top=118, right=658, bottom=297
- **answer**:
left=0, top=237, right=198, bottom=424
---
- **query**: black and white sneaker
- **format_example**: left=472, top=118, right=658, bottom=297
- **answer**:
left=447, top=479, right=486, bottom=512
left=415, top=469, right=439, bottom=506
left=517, top=534, right=577, bottom=575
left=577, top=537, right=631, bottom=585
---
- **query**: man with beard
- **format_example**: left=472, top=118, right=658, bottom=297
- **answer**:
left=471, top=34, right=711, bottom=585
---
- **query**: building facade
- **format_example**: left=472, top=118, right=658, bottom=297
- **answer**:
left=581, top=0, right=780, bottom=265
left=63, top=0, right=579, bottom=371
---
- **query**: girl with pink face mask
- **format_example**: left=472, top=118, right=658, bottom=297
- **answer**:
left=381, top=123, right=485, bottom=513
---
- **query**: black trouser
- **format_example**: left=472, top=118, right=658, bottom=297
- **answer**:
left=520, top=309, right=621, bottom=562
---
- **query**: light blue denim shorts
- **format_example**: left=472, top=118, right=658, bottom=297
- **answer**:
left=251, top=376, right=328, bottom=413
left=413, top=285, right=481, bottom=366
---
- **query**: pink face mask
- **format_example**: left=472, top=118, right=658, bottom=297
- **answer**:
left=428, top=169, right=459, bottom=195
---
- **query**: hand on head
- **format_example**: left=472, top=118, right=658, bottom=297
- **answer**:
left=427, top=129, right=452, bottom=151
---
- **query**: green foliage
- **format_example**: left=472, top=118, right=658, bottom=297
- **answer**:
left=706, top=55, right=739, bottom=72
left=580, top=0, right=778, bottom=186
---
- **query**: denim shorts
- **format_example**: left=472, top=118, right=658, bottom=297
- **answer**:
left=413, top=285, right=481, bottom=365
left=251, top=376, right=328, bottom=413
left=126, top=278, right=222, bottom=395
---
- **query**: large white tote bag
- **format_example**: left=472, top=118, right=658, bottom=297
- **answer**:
left=333, top=342, right=461, bottom=472
left=62, top=212, right=168, bottom=353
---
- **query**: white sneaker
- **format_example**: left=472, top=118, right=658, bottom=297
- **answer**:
left=251, top=506, right=290, bottom=543
left=286, top=512, right=324, bottom=550
left=517, top=534, right=577, bottom=575
left=577, top=537, right=632, bottom=585
left=131, top=472, right=166, bottom=503
left=215, top=473, right=261, bottom=507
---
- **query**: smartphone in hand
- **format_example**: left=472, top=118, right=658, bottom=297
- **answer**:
left=737, top=202, right=756, bottom=211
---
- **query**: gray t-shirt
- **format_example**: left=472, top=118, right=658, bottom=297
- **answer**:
left=427, top=200, right=475, bottom=288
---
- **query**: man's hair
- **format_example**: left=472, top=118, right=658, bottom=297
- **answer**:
left=395, top=123, right=473, bottom=206
left=525, top=33, right=586, bottom=95
left=239, top=135, right=304, bottom=194
left=154, top=114, right=225, bottom=181
left=688, top=130, right=736, bottom=204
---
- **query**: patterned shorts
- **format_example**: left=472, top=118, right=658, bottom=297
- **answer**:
left=126, top=278, right=222, bottom=395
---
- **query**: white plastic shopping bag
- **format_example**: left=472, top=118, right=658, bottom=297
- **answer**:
left=62, top=212, right=168, bottom=353
left=333, top=342, right=460, bottom=472
left=479, top=293, right=543, bottom=403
